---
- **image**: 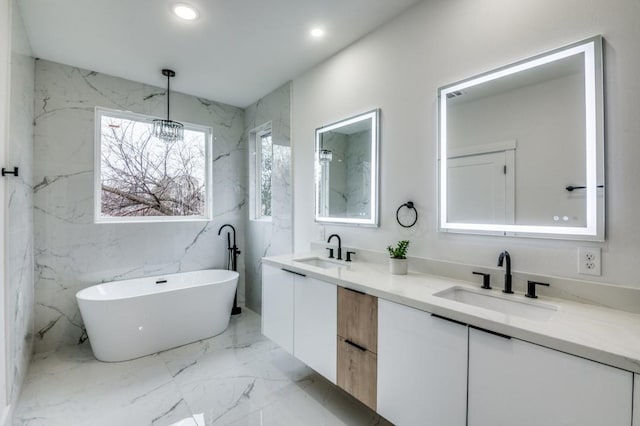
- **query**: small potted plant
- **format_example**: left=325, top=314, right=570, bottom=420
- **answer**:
left=387, top=240, right=410, bottom=275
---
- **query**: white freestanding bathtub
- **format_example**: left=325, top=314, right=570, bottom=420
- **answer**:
left=76, top=269, right=239, bottom=362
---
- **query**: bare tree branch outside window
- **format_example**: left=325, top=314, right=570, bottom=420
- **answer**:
left=260, top=133, right=273, bottom=217
left=98, top=112, right=209, bottom=219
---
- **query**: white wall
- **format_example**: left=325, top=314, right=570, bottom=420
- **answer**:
left=292, top=0, right=640, bottom=287
left=0, top=0, right=10, bottom=417
left=6, top=0, right=34, bottom=410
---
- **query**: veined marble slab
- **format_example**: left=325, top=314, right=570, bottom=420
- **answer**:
left=13, top=310, right=389, bottom=426
left=33, top=60, right=247, bottom=353
left=243, top=82, right=292, bottom=314
left=7, top=2, right=36, bottom=410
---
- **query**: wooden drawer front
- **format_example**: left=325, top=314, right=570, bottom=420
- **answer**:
left=337, top=336, right=377, bottom=410
left=337, top=287, right=378, bottom=353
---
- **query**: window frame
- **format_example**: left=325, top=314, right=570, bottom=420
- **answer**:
left=251, top=123, right=273, bottom=222
left=94, top=107, right=213, bottom=224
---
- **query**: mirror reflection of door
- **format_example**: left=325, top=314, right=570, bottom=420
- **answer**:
left=447, top=150, right=515, bottom=224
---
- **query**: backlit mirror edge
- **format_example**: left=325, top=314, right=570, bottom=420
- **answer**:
left=437, top=35, right=605, bottom=241
left=314, top=109, right=380, bottom=227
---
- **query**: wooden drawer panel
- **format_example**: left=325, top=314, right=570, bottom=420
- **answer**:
left=337, top=336, right=377, bottom=410
left=337, top=287, right=378, bottom=353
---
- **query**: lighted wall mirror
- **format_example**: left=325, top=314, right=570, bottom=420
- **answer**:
left=315, top=109, right=379, bottom=226
left=438, top=36, right=604, bottom=240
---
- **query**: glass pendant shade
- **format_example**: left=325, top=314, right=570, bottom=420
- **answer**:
left=153, top=118, right=184, bottom=142
left=319, top=149, right=333, bottom=164
left=153, top=69, right=184, bottom=142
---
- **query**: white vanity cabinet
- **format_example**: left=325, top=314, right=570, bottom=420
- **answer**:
left=468, top=328, right=632, bottom=426
left=261, top=264, right=295, bottom=354
left=377, top=299, right=468, bottom=426
left=293, top=274, right=337, bottom=383
left=262, top=263, right=337, bottom=381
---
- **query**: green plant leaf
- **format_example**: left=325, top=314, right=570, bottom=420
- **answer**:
left=387, top=240, right=410, bottom=259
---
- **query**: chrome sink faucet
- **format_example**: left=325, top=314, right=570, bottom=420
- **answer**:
left=327, top=234, right=342, bottom=260
left=497, top=250, right=513, bottom=294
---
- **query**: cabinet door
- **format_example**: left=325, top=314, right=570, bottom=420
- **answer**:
left=294, top=276, right=337, bottom=383
left=468, top=328, right=632, bottom=426
left=377, top=300, right=468, bottom=426
left=337, top=287, right=377, bottom=352
left=337, top=336, right=377, bottom=410
left=261, top=264, right=295, bottom=354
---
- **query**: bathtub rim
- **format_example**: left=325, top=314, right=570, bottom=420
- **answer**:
left=76, top=269, right=239, bottom=302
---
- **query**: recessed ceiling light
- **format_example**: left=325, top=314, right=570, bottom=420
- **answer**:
left=310, top=28, right=325, bottom=38
left=173, top=3, right=199, bottom=20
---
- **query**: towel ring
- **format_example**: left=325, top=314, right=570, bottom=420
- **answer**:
left=396, top=201, right=418, bottom=228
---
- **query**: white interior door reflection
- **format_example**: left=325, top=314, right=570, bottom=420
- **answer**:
left=438, top=36, right=604, bottom=240
left=447, top=149, right=515, bottom=225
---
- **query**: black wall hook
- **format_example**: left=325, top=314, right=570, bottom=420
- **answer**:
left=396, top=201, right=418, bottom=228
left=1, top=167, right=18, bottom=177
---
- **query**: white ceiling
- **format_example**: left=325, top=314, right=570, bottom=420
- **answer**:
left=18, top=0, right=422, bottom=107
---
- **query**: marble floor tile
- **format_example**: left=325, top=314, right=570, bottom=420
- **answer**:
left=14, top=309, right=389, bottom=426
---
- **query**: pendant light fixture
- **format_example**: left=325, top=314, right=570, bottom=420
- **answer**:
left=153, top=69, right=184, bottom=142
left=319, top=149, right=333, bottom=164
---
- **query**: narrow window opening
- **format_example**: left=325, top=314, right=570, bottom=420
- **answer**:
left=251, top=125, right=273, bottom=221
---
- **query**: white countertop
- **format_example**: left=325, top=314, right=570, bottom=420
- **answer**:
left=263, top=253, right=640, bottom=374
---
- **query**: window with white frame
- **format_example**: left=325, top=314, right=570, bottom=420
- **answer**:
left=252, top=126, right=273, bottom=220
left=95, top=107, right=212, bottom=222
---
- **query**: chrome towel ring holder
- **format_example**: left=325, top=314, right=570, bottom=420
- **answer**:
left=396, top=201, right=418, bottom=228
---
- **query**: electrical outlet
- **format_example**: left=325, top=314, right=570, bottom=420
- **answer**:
left=578, top=247, right=601, bottom=276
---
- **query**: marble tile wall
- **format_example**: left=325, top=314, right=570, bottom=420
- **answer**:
left=7, top=1, right=35, bottom=407
left=33, top=60, right=246, bottom=353
left=321, top=133, right=348, bottom=216
left=244, top=83, right=292, bottom=313
left=346, top=130, right=371, bottom=218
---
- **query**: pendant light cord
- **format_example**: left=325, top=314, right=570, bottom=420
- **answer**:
left=166, top=73, right=171, bottom=121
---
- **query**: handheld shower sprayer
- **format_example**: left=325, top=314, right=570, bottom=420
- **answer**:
left=218, top=224, right=242, bottom=315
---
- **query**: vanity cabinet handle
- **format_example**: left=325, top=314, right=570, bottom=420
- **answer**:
left=345, top=339, right=367, bottom=352
left=431, top=313, right=467, bottom=327
left=470, top=325, right=511, bottom=340
left=281, top=268, right=306, bottom=277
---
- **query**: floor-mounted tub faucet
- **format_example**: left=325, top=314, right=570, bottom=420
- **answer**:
left=218, top=224, right=240, bottom=270
left=497, top=250, right=513, bottom=294
left=327, top=234, right=342, bottom=260
left=218, top=224, right=242, bottom=315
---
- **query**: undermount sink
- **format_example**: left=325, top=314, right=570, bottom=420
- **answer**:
left=293, top=257, right=344, bottom=269
left=434, top=286, right=558, bottom=321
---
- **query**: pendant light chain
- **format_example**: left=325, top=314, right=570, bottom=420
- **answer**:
left=166, top=71, right=171, bottom=121
left=153, top=69, right=184, bottom=142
